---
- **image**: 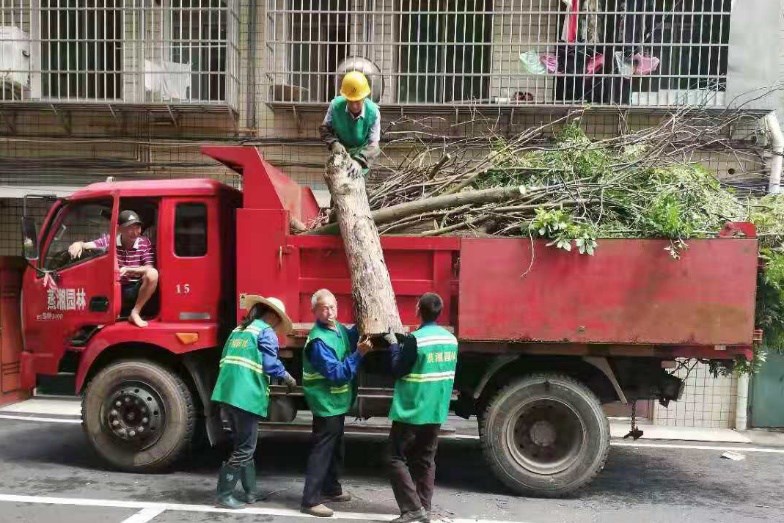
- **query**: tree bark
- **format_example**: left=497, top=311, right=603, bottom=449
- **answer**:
left=323, top=153, right=404, bottom=336
left=306, top=184, right=533, bottom=236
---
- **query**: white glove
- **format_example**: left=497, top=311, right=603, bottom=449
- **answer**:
left=383, top=331, right=398, bottom=346
left=329, top=142, right=347, bottom=155
left=347, top=159, right=363, bottom=178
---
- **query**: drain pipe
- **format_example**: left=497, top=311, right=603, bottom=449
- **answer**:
left=765, top=111, right=784, bottom=194
left=735, top=373, right=749, bottom=430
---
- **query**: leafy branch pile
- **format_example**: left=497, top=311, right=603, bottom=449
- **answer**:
left=346, top=119, right=746, bottom=261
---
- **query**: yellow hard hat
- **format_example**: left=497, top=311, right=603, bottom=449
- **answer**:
left=340, top=71, right=371, bottom=102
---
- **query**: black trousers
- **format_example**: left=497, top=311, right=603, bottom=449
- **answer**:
left=222, top=404, right=260, bottom=466
left=301, top=415, right=345, bottom=507
left=386, top=421, right=440, bottom=514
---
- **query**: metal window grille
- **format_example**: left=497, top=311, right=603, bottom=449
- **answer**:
left=0, top=0, right=239, bottom=107
left=264, top=0, right=732, bottom=108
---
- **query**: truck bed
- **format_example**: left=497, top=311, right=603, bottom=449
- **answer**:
left=213, top=146, right=760, bottom=357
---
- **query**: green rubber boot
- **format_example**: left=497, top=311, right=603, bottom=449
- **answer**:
left=239, top=461, right=260, bottom=504
left=216, top=462, right=245, bottom=509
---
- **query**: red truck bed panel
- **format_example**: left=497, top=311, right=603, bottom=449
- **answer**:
left=457, top=237, right=759, bottom=345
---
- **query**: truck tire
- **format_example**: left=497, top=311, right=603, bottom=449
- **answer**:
left=82, top=359, right=196, bottom=472
left=480, top=374, right=610, bottom=497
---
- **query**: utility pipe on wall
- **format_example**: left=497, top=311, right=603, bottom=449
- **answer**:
left=765, top=112, right=784, bottom=194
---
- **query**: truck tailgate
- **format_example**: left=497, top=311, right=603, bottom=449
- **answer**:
left=457, top=237, right=758, bottom=345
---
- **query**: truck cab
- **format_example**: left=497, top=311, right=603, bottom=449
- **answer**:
left=20, top=179, right=241, bottom=401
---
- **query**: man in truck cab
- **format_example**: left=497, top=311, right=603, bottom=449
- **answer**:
left=319, top=71, right=381, bottom=179
left=67, top=209, right=158, bottom=328
left=386, top=292, right=458, bottom=523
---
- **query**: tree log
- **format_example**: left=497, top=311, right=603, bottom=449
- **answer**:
left=324, top=153, right=404, bottom=336
left=306, top=184, right=535, bottom=236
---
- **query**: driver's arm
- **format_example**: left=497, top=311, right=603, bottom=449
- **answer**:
left=69, top=235, right=107, bottom=259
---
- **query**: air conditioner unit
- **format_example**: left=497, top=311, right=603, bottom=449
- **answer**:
left=144, top=60, right=192, bottom=101
left=0, top=26, right=31, bottom=90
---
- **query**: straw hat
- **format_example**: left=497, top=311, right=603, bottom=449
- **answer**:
left=242, top=294, right=293, bottom=335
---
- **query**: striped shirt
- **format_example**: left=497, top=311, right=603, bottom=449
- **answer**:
left=94, top=234, right=155, bottom=284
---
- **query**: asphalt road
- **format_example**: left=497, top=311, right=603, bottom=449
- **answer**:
left=0, top=416, right=782, bottom=523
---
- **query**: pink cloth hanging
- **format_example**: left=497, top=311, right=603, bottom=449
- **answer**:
left=561, top=0, right=580, bottom=43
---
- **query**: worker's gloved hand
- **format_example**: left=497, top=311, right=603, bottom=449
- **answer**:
left=329, top=142, right=347, bottom=155
left=347, top=159, right=363, bottom=178
left=383, top=331, right=398, bottom=347
left=357, top=336, right=374, bottom=356
left=281, top=372, right=297, bottom=393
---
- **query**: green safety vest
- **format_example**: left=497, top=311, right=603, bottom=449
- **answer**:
left=211, top=319, right=271, bottom=418
left=390, top=324, right=458, bottom=425
left=303, top=322, right=354, bottom=417
left=329, top=96, right=379, bottom=152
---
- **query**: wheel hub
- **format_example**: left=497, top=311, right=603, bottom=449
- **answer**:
left=506, top=399, right=585, bottom=475
left=529, top=420, right=557, bottom=447
left=104, top=383, right=164, bottom=448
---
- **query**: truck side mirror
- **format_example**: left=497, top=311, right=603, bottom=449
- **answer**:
left=21, top=216, right=39, bottom=261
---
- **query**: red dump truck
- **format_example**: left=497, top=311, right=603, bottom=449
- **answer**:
left=17, top=145, right=759, bottom=497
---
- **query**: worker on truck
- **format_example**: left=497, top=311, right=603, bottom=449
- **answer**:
left=319, top=71, right=381, bottom=178
left=67, top=210, right=158, bottom=328
left=211, top=295, right=297, bottom=509
left=300, top=288, right=377, bottom=518
left=386, top=293, right=458, bottom=523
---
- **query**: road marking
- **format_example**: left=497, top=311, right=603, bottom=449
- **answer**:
left=610, top=441, right=784, bottom=454
left=444, top=434, right=784, bottom=454
left=121, top=507, right=166, bottom=523
left=0, top=493, right=523, bottom=523
left=0, top=414, right=81, bottom=424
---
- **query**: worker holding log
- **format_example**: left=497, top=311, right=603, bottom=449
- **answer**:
left=320, top=71, right=381, bottom=178
left=386, top=293, right=458, bottom=523
left=300, top=288, right=380, bottom=517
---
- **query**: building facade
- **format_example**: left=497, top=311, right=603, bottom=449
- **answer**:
left=0, top=0, right=780, bottom=427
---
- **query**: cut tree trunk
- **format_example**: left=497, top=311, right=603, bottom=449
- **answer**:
left=323, top=153, right=404, bottom=336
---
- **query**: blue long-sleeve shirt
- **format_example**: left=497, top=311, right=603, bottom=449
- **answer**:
left=306, top=323, right=363, bottom=385
left=258, top=327, right=288, bottom=379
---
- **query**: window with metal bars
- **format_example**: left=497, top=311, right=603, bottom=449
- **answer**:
left=38, top=0, right=123, bottom=101
left=166, top=0, right=229, bottom=102
left=288, top=0, right=350, bottom=103
left=397, top=0, right=492, bottom=104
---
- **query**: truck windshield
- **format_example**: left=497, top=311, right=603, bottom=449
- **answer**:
left=42, top=199, right=113, bottom=271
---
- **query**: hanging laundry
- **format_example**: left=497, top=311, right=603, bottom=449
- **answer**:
left=585, top=53, right=605, bottom=75
left=520, top=50, right=547, bottom=75
left=632, top=53, right=660, bottom=75
left=561, top=0, right=580, bottom=43
left=541, top=53, right=559, bottom=74
left=582, top=0, right=602, bottom=44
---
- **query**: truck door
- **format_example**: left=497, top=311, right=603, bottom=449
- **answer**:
left=156, top=198, right=218, bottom=324
left=22, top=198, right=118, bottom=376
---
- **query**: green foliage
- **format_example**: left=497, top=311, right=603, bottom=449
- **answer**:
left=755, top=248, right=784, bottom=352
left=528, top=208, right=597, bottom=255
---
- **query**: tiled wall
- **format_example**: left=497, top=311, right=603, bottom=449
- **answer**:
left=653, top=361, right=739, bottom=429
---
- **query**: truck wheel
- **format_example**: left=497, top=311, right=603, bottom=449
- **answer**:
left=480, top=374, right=610, bottom=497
left=82, top=360, right=196, bottom=472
